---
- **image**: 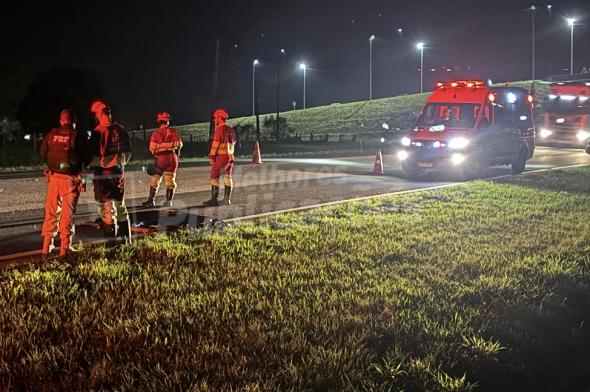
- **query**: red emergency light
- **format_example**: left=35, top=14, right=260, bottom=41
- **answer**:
left=436, top=80, right=486, bottom=91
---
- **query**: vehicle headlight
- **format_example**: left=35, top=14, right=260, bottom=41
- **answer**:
left=448, top=137, right=469, bottom=149
left=401, top=136, right=411, bottom=146
left=577, top=130, right=590, bottom=142
left=397, top=150, right=409, bottom=161
left=451, top=153, right=465, bottom=165
left=539, top=128, right=552, bottom=138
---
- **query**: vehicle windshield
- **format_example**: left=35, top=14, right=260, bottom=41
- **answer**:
left=545, top=97, right=590, bottom=115
left=415, top=103, right=481, bottom=129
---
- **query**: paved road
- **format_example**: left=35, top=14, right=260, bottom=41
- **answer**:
left=1, top=146, right=588, bottom=260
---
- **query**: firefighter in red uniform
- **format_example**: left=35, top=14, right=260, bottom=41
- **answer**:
left=40, top=109, right=89, bottom=257
left=204, top=108, right=236, bottom=206
left=88, top=100, right=133, bottom=243
left=142, top=112, right=183, bottom=207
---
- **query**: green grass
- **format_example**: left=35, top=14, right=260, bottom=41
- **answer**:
left=175, top=80, right=548, bottom=142
left=3, top=129, right=587, bottom=391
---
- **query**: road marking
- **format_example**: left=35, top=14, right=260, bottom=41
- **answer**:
left=1, top=163, right=589, bottom=264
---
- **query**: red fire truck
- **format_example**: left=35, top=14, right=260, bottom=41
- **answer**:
left=397, top=80, right=536, bottom=178
left=539, top=81, right=590, bottom=146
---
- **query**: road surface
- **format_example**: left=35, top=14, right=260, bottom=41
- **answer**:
left=0, top=146, right=588, bottom=261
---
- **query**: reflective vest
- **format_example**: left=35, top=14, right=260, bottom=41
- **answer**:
left=209, top=125, right=236, bottom=158
left=149, top=126, right=183, bottom=155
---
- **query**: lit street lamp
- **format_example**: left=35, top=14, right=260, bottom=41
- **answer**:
left=397, top=28, right=403, bottom=38
left=299, top=63, right=307, bottom=109
left=416, top=42, right=425, bottom=93
left=252, top=59, right=259, bottom=116
left=567, top=18, right=576, bottom=75
left=369, top=35, right=375, bottom=100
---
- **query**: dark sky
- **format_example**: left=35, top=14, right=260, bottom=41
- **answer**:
left=1, top=0, right=589, bottom=128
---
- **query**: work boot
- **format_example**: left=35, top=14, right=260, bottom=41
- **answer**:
left=142, top=187, right=157, bottom=207
left=103, top=223, right=117, bottom=246
left=203, top=186, right=220, bottom=206
left=41, top=236, right=55, bottom=256
left=219, top=187, right=232, bottom=205
left=59, top=235, right=78, bottom=258
left=117, top=220, right=133, bottom=245
left=162, top=188, right=175, bottom=207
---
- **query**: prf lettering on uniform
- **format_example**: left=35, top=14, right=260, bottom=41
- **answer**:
left=52, top=135, right=70, bottom=143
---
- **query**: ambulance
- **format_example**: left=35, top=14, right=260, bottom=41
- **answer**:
left=397, top=80, right=535, bottom=178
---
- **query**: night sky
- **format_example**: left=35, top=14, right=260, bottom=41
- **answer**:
left=1, top=0, right=589, bottom=129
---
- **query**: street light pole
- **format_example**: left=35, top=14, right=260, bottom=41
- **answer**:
left=252, top=59, right=259, bottom=116
left=369, top=35, right=375, bottom=100
left=299, top=63, right=307, bottom=109
left=276, top=49, right=286, bottom=140
left=417, top=42, right=425, bottom=93
left=567, top=18, right=575, bottom=75
left=530, top=5, right=536, bottom=80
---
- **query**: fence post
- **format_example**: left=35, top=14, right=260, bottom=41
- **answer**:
left=310, top=133, right=314, bottom=142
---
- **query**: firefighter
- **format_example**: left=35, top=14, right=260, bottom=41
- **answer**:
left=204, top=108, right=236, bottom=206
left=142, top=112, right=183, bottom=207
left=40, top=109, right=89, bottom=258
left=88, top=100, right=133, bottom=244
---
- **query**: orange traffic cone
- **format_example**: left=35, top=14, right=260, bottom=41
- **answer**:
left=373, top=148, right=384, bottom=174
left=252, top=140, right=263, bottom=164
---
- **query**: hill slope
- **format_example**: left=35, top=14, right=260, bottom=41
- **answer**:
left=175, top=81, right=547, bottom=141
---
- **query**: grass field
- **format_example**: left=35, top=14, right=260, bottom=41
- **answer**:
left=175, top=80, right=547, bottom=142
left=1, top=165, right=589, bottom=391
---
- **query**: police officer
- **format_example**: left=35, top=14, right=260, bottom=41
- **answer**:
left=88, top=100, right=133, bottom=244
left=204, top=108, right=236, bottom=206
left=40, top=109, right=89, bottom=257
left=142, top=112, right=183, bottom=207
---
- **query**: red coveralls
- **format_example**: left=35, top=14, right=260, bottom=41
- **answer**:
left=209, top=124, right=236, bottom=187
left=149, top=126, right=183, bottom=190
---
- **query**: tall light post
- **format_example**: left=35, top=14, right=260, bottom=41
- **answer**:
left=281, top=48, right=286, bottom=65
left=416, top=42, right=425, bottom=93
left=567, top=18, right=576, bottom=75
left=252, top=59, right=259, bottom=116
left=369, top=35, right=375, bottom=100
left=397, top=28, right=403, bottom=39
left=526, top=5, right=536, bottom=81
left=299, top=63, right=307, bottom=109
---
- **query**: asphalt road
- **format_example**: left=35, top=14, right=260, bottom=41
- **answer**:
left=1, top=146, right=588, bottom=261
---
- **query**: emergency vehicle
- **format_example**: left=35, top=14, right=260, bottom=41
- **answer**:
left=397, top=80, right=535, bottom=178
left=539, top=81, right=590, bottom=146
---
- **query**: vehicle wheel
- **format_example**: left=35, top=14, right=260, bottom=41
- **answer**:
left=402, top=161, right=423, bottom=179
left=511, top=148, right=528, bottom=175
left=528, top=146, right=535, bottom=160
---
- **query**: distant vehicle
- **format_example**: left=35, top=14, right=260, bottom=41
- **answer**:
left=397, top=80, right=536, bottom=179
left=539, top=80, right=590, bottom=147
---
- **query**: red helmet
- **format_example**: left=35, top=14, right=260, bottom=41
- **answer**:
left=213, top=108, right=228, bottom=120
left=90, top=100, right=109, bottom=114
left=59, top=109, right=75, bottom=124
left=156, top=112, right=171, bottom=122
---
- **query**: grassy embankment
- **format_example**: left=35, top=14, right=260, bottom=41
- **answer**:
left=0, top=80, right=546, bottom=169
left=1, top=164, right=589, bottom=391
left=176, top=81, right=546, bottom=141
